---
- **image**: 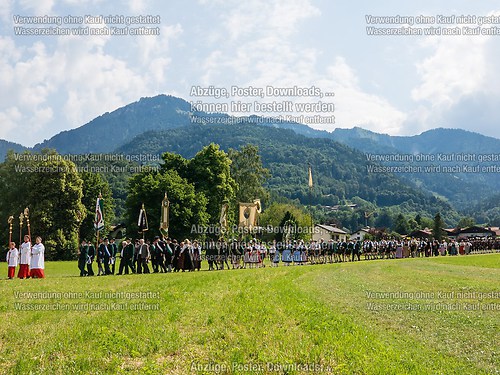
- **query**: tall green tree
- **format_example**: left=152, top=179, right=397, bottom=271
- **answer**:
left=457, top=216, right=475, bottom=228
left=375, top=209, right=394, bottom=230
left=187, top=144, right=236, bottom=225
left=0, top=149, right=85, bottom=260
left=407, top=217, right=419, bottom=232
left=279, top=211, right=299, bottom=241
left=160, top=144, right=236, bottom=227
left=433, top=212, right=446, bottom=241
left=228, top=144, right=270, bottom=204
left=259, top=202, right=311, bottom=241
left=394, top=214, right=409, bottom=235
left=126, top=169, right=209, bottom=240
left=415, top=214, right=422, bottom=226
left=160, top=152, right=188, bottom=176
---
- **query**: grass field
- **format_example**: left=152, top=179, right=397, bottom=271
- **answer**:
left=0, top=254, right=498, bottom=374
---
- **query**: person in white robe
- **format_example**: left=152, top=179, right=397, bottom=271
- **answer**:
left=18, top=235, right=31, bottom=279
left=6, top=242, right=19, bottom=279
left=30, top=236, right=45, bottom=278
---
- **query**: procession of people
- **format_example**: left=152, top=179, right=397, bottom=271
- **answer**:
left=4, top=230, right=499, bottom=279
left=3, top=233, right=499, bottom=278
left=72, top=235, right=500, bottom=276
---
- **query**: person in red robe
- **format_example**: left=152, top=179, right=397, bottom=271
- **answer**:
left=6, top=242, right=19, bottom=279
left=30, top=236, right=45, bottom=279
left=18, top=235, right=31, bottom=279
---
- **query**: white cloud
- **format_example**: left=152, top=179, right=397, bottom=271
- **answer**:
left=134, top=23, right=182, bottom=65
left=219, top=0, right=320, bottom=41
left=128, top=0, right=148, bottom=13
left=198, top=0, right=321, bottom=85
left=195, top=0, right=405, bottom=134
left=59, top=47, right=149, bottom=127
left=0, top=2, right=183, bottom=146
left=18, top=0, right=55, bottom=14
left=317, top=58, right=407, bottom=133
left=0, top=106, right=22, bottom=140
left=30, top=106, right=53, bottom=132
left=0, top=0, right=13, bottom=22
left=409, top=12, right=500, bottom=138
left=0, top=37, right=59, bottom=142
left=411, top=35, right=488, bottom=108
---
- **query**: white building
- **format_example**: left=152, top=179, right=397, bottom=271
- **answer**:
left=313, top=224, right=348, bottom=242
left=350, top=227, right=371, bottom=241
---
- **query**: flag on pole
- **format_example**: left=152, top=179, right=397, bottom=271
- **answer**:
left=219, top=201, right=229, bottom=234
left=160, top=193, right=169, bottom=237
left=138, top=203, right=149, bottom=233
left=94, top=194, right=104, bottom=232
left=308, top=164, right=313, bottom=189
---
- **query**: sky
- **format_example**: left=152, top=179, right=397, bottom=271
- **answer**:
left=0, top=0, right=499, bottom=147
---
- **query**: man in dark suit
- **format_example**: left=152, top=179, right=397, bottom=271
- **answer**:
left=109, top=238, right=118, bottom=275
left=134, top=239, right=141, bottom=274
left=78, top=240, right=88, bottom=276
left=172, top=239, right=181, bottom=272
left=87, top=241, right=95, bottom=276
left=96, top=239, right=105, bottom=275
left=99, top=238, right=112, bottom=275
left=151, top=236, right=163, bottom=273
left=163, top=237, right=173, bottom=272
left=118, top=238, right=135, bottom=275
left=137, top=238, right=150, bottom=274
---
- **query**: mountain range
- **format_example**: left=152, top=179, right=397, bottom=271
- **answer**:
left=2, top=94, right=499, bottom=226
left=0, top=139, right=26, bottom=158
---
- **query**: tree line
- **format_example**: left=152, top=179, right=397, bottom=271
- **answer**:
left=0, top=145, right=273, bottom=260
left=0, top=143, right=485, bottom=260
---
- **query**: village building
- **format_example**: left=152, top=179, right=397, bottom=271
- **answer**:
left=313, top=224, right=349, bottom=242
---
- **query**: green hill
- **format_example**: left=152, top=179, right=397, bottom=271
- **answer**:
left=0, top=139, right=27, bottom=160
left=3, top=94, right=496, bottom=224
left=32, top=95, right=193, bottom=154
left=330, top=126, right=500, bottom=208
left=115, top=122, right=460, bottom=227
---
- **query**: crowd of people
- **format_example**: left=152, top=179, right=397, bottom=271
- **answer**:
left=75, top=236, right=500, bottom=276
left=77, top=236, right=203, bottom=276
left=4, top=234, right=498, bottom=278
left=5, top=235, right=45, bottom=279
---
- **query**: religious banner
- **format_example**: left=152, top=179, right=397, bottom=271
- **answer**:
left=94, top=194, right=104, bottom=232
left=160, top=192, right=170, bottom=237
left=138, top=203, right=149, bottom=233
left=238, top=199, right=261, bottom=228
left=219, top=201, right=229, bottom=234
